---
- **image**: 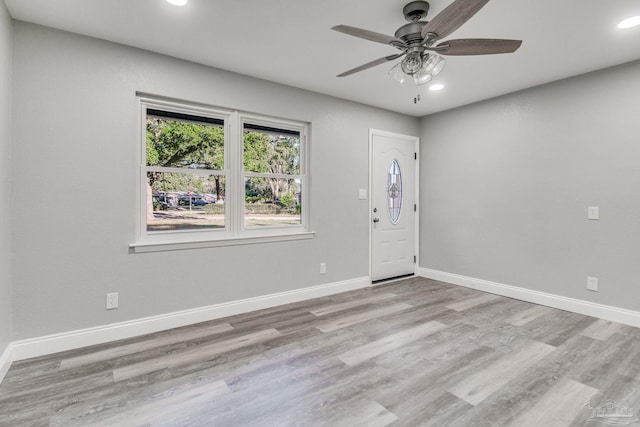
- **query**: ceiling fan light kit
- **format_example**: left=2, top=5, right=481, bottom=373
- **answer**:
left=332, top=0, right=522, bottom=88
left=401, top=50, right=424, bottom=74
left=412, top=65, right=433, bottom=85
left=389, top=63, right=407, bottom=84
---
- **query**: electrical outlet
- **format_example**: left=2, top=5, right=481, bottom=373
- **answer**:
left=320, top=262, right=327, bottom=274
left=106, top=292, right=119, bottom=310
left=588, top=206, right=599, bottom=220
left=587, top=277, right=599, bottom=292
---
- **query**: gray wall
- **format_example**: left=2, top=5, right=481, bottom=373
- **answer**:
left=420, top=60, right=640, bottom=311
left=11, top=22, right=419, bottom=340
left=0, top=1, right=13, bottom=353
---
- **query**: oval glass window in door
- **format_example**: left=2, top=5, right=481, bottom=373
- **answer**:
left=387, top=159, right=402, bottom=224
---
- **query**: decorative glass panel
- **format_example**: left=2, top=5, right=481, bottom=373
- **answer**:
left=387, top=159, right=402, bottom=224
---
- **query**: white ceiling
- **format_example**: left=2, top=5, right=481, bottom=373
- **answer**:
left=5, top=0, right=640, bottom=116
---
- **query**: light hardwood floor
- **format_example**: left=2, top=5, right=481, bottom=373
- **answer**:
left=1, top=277, right=640, bottom=426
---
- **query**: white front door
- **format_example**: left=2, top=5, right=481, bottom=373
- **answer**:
left=370, top=130, right=417, bottom=282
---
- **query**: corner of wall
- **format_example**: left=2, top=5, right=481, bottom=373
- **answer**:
left=0, top=0, right=14, bottom=378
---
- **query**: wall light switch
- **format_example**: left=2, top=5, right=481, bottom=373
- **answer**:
left=587, top=206, right=599, bottom=220
left=359, top=189, right=367, bottom=200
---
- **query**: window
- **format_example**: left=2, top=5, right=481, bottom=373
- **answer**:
left=145, top=109, right=227, bottom=233
left=243, top=121, right=302, bottom=228
left=135, top=97, right=311, bottom=250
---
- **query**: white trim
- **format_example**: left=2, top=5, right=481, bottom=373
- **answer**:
left=137, top=98, right=232, bottom=243
left=238, top=113, right=310, bottom=234
left=414, top=137, right=420, bottom=274
left=130, top=230, right=315, bottom=253
left=369, top=129, right=420, bottom=281
left=0, top=343, right=13, bottom=384
left=136, top=96, right=311, bottom=250
left=417, top=267, right=640, bottom=328
left=5, top=276, right=370, bottom=365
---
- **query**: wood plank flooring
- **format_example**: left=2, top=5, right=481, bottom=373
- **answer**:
left=2, top=277, right=640, bottom=426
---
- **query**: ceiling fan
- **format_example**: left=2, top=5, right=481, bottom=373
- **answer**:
left=332, top=0, right=522, bottom=85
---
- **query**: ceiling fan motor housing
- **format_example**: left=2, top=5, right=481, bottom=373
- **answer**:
left=395, top=21, right=427, bottom=43
left=398, top=1, right=430, bottom=43
left=403, top=1, right=430, bottom=22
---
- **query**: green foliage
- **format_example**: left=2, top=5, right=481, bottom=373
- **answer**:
left=146, top=130, right=160, bottom=166
left=279, top=192, right=296, bottom=208
left=146, top=118, right=224, bottom=169
left=243, top=130, right=300, bottom=201
left=243, top=131, right=271, bottom=173
left=245, top=176, right=270, bottom=199
left=267, top=136, right=300, bottom=175
left=246, top=195, right=269, bottom=204
left=152, top=200, right=167, bottom=211
left=146, top=118, right=226, bottom=199
left=150, top=172, right=207, bottom=194
left=242, top=131, right=300, bottom=175
left=146, top=117, right=300, bottom=205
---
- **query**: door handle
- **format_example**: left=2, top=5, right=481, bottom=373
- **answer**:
left=372, top=217, right=380, bottom=223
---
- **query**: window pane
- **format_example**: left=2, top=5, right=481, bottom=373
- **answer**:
left=243, top=124, right=300, bottom=174
left=146, top=114, right=224, bottom=170
left=147, top=172, right=225, bottom=232
left=245, top=177, right=301, bottom=227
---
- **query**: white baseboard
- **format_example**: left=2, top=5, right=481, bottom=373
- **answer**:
left=417, top=267, right=640, bottom=328
left=6, top=276, right=371, bottom=367
left=0, top=342, right=13, bottom=384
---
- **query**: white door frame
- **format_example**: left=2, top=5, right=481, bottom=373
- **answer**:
left=368, top=129, right=420, bottom=282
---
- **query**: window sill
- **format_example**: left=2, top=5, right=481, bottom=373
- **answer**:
left=129, top=231, right=316, bottom=253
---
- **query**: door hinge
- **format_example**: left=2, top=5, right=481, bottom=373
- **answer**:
left=414, top=152, right=417, bottom=160
left=414, top=204, right=417, bottom=212
left=414, top=255, right=417, bottom=263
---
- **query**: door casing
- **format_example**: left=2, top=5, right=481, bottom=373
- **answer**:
left=369, top=128, right=420, bottom=282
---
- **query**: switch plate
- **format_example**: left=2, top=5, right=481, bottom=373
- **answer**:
left=320, top=263, right=326, bottom=274
left=587, top=277, right=598, bottom=292
left=588, top=206, right=599, bottom=220
left=359, top=189, right=367, bottom=200
left=106, top=292, right=119, bottom=310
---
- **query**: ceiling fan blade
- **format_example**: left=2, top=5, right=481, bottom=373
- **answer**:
left=332, top=25, right=406, bottom=47
left=421, top=0, right=490, bottom=40
left=436, top=38, right=522, bottom=55
left=337, top=53, right=405, bottom=77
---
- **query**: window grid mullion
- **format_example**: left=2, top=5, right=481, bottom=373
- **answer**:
left=242, top=172, right=302, bottom=180
left=230, top=112, right=242, bottom=236
left=144, top=166, right=229, bottom=176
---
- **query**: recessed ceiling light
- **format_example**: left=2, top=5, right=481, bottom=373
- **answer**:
left=166, top=0, right=188, bottom=6
left=429, top=84, right=444, bottom=91
left=618, top=16, right=640, bottom=29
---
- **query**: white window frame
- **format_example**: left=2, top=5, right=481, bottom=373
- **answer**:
left=239, top=113, right=308, bottom=236
left=131, top=96, right=313, bottom=253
